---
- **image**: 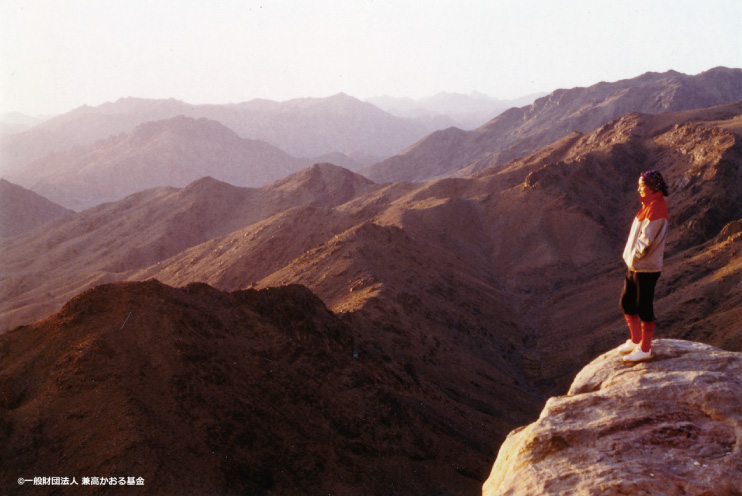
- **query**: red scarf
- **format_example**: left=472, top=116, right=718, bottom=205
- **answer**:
left=636, top=190, right=668, bottom=222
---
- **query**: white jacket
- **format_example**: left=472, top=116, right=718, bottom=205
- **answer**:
left=623, top=215, right=668, bottom=272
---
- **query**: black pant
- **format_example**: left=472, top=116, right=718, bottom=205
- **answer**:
left=620, top=270, right=661, bottom=323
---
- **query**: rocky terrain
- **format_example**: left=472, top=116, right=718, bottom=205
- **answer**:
left=1, top=79, right=741, bottom=494
left=362, top=67, right=742, bottom=182
left=483, top=340, right=742, bottom=496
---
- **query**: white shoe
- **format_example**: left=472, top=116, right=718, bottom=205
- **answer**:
left=623, top=347, right=654, bottom=363
left=618, top=339, right=639, bottom=354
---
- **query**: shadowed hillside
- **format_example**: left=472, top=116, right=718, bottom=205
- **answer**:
left=0, top=279, right=541, bottom=496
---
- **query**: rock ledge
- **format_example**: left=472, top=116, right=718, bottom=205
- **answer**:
left=483, top=339, right=742, bottom=496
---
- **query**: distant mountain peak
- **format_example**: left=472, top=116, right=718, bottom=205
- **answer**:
left=179, top=175, right=240, bottom=193
left=269, top=162, right=377, bottom=194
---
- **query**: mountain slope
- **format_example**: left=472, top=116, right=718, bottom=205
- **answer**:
left=0, top=165, right=382, bottom=331
left=4, top=103, right=741, bottom=376
left=362, top=67, right=742, bottom=183
left=0, top=98, right=192, bottom=176
left=0, top=179, right=73, bottom=237
left=476, top=101, right=742, bottom=393
left=9, top=116, right=311, bottom=210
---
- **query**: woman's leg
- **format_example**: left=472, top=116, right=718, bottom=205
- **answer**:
left=631, top=272, right=660, bottom=357
left=636, top=272, right=661, bottom=324
left=640, top=321, right=655, bottom=352
left=620, top=270, right=639, bottom=316
left=619, top=271, right=642, bottom=346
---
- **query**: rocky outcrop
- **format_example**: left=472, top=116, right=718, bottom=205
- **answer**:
left=483, top=339, right=742, bottom=496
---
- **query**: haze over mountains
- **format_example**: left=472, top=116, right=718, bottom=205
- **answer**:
left=1, top=91, right=540, bottom=211
left=14, top=117, right=314, bottom=210
left=0, top=94, right=427, bottom=185
left=366, top=91, right=545, bottom=130
left=1, top=91, right=510, bottom=179
left=1, top=68, right=742, bottom=494
left=0, top=113, right=51, bottom=137
left=4, top=68, right=741, bottom=216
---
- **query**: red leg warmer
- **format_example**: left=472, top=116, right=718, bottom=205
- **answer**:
left=624, top=314, right=641, bottom=344
left=640, top=321, right=655, bottom=353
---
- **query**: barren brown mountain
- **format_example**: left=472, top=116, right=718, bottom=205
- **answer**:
left=362, top=67, right=742, bottom=182
left=1, top=100, right=742, bottom=494
left=0, top=179, right=73, bottom=237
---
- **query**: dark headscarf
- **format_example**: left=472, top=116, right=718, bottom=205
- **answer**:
left=641, top=170, right=669, bottom=196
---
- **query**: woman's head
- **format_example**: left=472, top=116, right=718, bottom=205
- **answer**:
left=639, top=170, right=668, bottom=197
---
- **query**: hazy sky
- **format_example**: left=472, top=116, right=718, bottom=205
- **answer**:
left=2, top=0, right=741, bottom=116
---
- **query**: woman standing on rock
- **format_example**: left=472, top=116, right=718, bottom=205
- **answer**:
left=619, top=170, right=669, bottom=363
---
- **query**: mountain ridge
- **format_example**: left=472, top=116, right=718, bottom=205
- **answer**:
left=0, top=165, right=386, bottom=330
left=362, top=67, right=742, bottom=183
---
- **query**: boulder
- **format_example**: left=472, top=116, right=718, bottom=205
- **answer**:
left=483, top=339, right=742, bottom=496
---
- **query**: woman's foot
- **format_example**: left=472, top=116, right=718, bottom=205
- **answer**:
left=623, top=347, right=654, bottom=363
left=618, top=339, right=639, bottom=354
